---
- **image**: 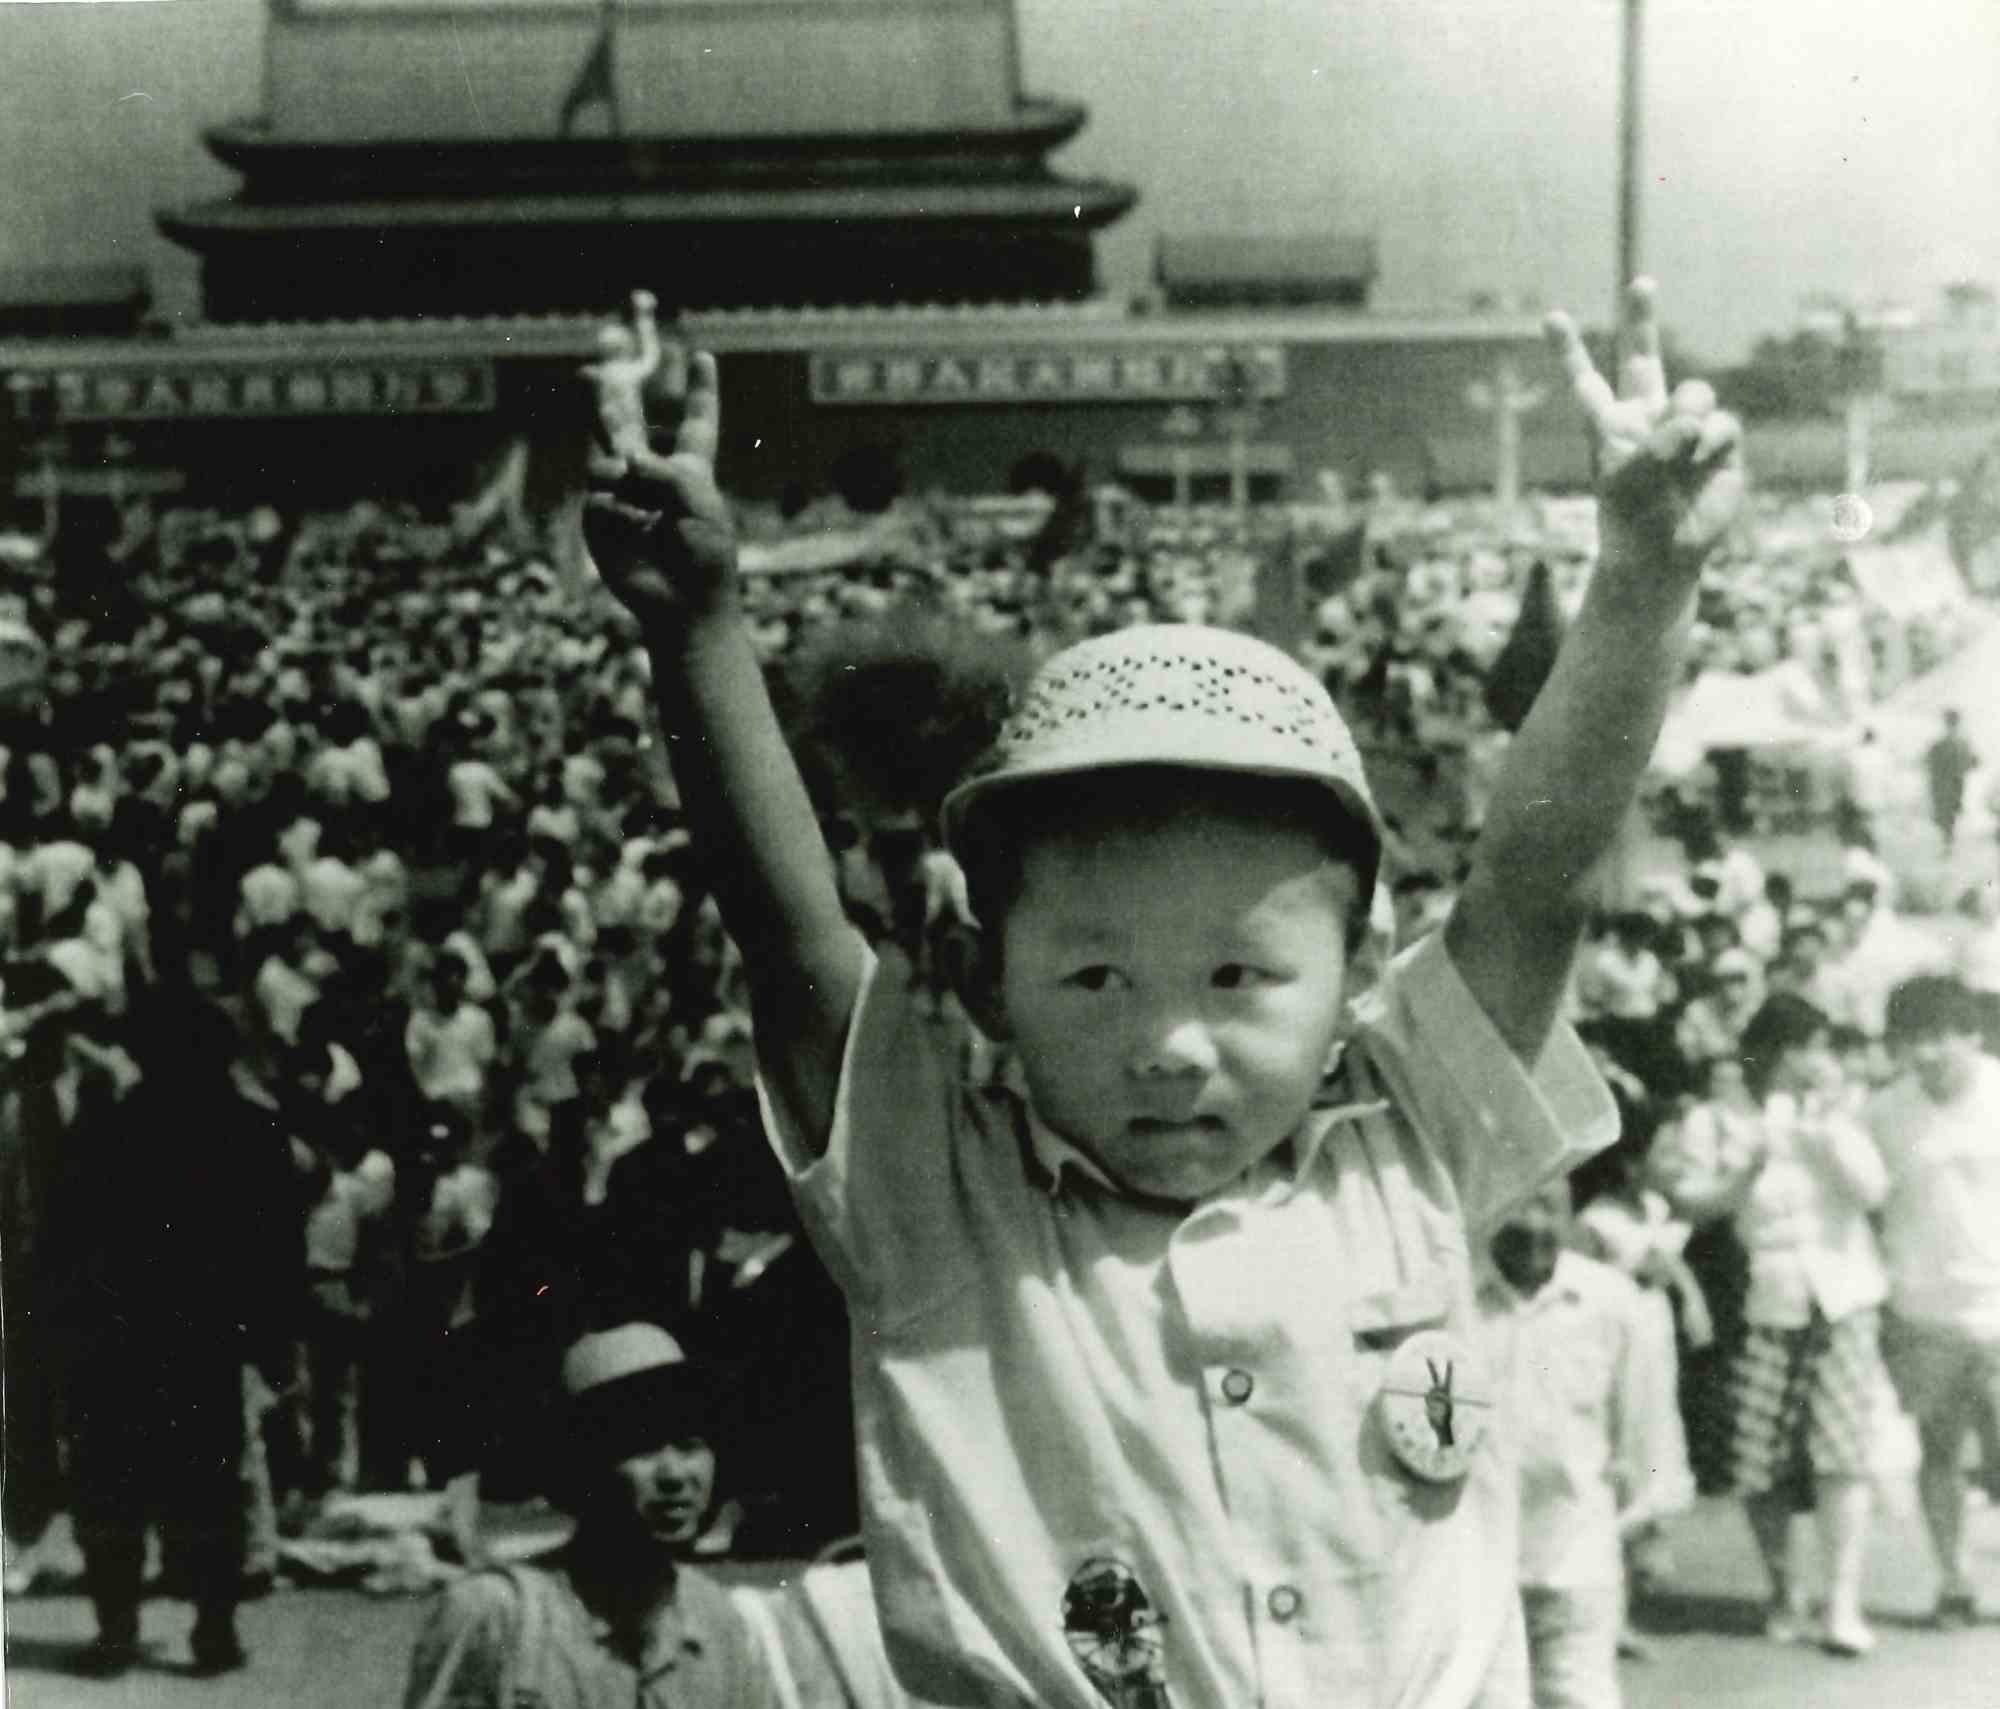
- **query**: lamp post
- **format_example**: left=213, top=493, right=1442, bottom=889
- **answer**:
left=28, top=433, right=67, bottom=547
left=1465, top=357, right=1546, bottom=512
left=1211, top=352, right=1262, bottom=519
left=1160, top=404, right=1203, bottom=519
left=1835, top=310, right=1888, bottom=494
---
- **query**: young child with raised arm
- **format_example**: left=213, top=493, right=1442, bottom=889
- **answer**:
left=580, top=282, right=1744, bottom=1709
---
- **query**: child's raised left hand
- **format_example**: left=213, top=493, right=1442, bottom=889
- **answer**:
left=1546, top=278, right=1745, bottom=579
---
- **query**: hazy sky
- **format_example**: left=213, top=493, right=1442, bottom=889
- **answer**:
left=3, top=0, right=1996, bottom=361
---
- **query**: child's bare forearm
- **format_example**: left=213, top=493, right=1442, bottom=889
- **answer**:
left=1448, top=281, right=1741, bottom=1061
left=642, top=604, right=864, bottom=1152
left=1448, top=555, right=1695, bottom=1058
left=1482, top=549, right=1695, bottom=912
left=645, top=603, right=857, bottom=980
left=580, top=317, right=863, bottom=1130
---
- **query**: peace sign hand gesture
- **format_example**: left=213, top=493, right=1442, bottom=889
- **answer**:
left=1546, top=277, right=1744, bottom=581
left=580, top=290, right=738, bottom=636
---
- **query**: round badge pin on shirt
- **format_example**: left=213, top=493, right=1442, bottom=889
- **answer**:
left=1829, top=493, right=1873, bottom=544
left=1375, top=1330, right=1492, bottom=1483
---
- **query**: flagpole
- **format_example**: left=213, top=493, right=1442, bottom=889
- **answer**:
left=1617, top=0, right=1643, bottom=309
left=604, top=0, right=623, bottom=142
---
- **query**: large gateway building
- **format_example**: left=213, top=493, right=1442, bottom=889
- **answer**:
left=3, top=0, right=1577, bottom=505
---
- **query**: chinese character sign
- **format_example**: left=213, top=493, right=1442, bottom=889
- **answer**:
left=810, top=346, right=1287, bottom=406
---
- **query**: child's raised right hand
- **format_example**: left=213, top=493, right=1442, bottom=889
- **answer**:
left=1544, top=278, right=1743, bottom=583
left=581, top=290, right=738, bottom=634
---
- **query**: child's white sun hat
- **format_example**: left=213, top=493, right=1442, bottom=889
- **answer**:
left=940, top=623, right=1382, bottom=864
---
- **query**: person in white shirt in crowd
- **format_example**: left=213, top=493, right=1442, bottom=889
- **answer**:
left=1700, top=842, right=1767, bottom=924
left=1576, top=911, right=1679, bottom=1089
left=332, top=647, right=389, bottom=732
left=276, top=810, right=323, bottom=877
left=1868, top=975, right=2000, bottom=1627
left=1948, top=883, right=2000, bottom=1009
left=252, top=914, right=336, bottom=1048
left=1734, top=871, right=1789, bottom=968
left=68, top=744, right=120, bottom=833
left=302, top=820, right=370, bottom=941
left=562, top=748, right=608, bottom=821
left=261, top=717, right=304, bottom=783
left=439, top=926, right=500, bottom=1004
left=1837, top=841, right=1895, bottom=907
left=556, top=864, right=599, bottom=956
left=575, top=1048, right=657, bottom=1211
left=514, top=977, right=598, bottom=1146
left=1631, top=871, right=1703, bottom=944
left=23, top=749, right=66, bottom=827
left=445, top=735, right=520, bottom=869
left=1576, top=912, right=1676, bottom=1022
left=388, top=667, right=450, bottom=754
left=209, top=744, right=258, bottom=813
left=580, top=929, right=645, bottom=1041
left=404, top=949, right=498, bottom=1120
left=237, top=852, right=303, bottom=943
left=1480, top=1176, right=1690, bottom=1708
left=587, top=838, right=651, bottom=934
left=306, top=701, right=392, bottom=817
left=1653, top=992, right=1889, bottom=1656
left=1770, top=917, right=1864, bottom=1037
left=371, top=1112, right=500, bottom=1517
left=477, top=844, right=543, bottom=971
left=1673, top=945, right=1764, bottom=1077
left=527, top=763, right=583, bottom=850
left=1830, top=879, right=1946, bottom=1041
left=292, top=1078, right=395, bottom=1507
left=1573, top=1131, right=1708, bottom=1659
left=75, top=877, right=132, bottom=1018
left=0, top=845, right=19, bottom=959
left=20, top=831, right=96, bottom=922
left=352, top=845, right=410, bottom=953
left=36, top=877, right=121, bottom=1017
left=1577, top=1136, right=1713, bottom=1380
left=93, top=807, right=156, bottom=993
left=636, top=846, right=687, bottom=937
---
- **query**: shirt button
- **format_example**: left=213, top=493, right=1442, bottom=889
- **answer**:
left=1220, top=1368, right=1254, bottom=1405
left=1268, top=1585, right=1303, bottom=1622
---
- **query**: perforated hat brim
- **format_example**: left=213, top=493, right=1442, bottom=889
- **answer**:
left=942, top=752, right=1380, bottom=866
left=939, top=623, right=1383, bottom=865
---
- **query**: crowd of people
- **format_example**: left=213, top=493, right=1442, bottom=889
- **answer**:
left=1561, top=823, right=1996, bottom=1660
left=0, top=497, right=868, bottom=1670
left=3, top=312, right=1998, bottom=1704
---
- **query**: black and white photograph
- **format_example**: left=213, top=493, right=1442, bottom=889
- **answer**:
left=4, top=0, right=2000, bottom=1705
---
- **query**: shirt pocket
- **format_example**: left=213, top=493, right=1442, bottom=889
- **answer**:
left=1348, top=1273, right=1452, bottom=1354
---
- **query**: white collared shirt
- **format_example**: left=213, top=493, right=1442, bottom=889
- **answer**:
left=1872, top=1056, right=2000, bottom=1336
left=761, top=933, right=1614, bottom=1709
left=1734, top=1092, right=1888, bottom=1328
left=1478, top=1251, right=1684, bottom=1592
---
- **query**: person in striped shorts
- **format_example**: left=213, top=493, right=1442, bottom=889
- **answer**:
left=1655, top=991, right=1890, bottom=1657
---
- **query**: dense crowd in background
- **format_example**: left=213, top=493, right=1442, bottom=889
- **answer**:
left=1, top=472, right=1993, bottom=1599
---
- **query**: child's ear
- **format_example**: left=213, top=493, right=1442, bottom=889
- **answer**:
left=942, top=923, right=1010, bottom=1041
left=1340, top=879, right=1397, bottom=1020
